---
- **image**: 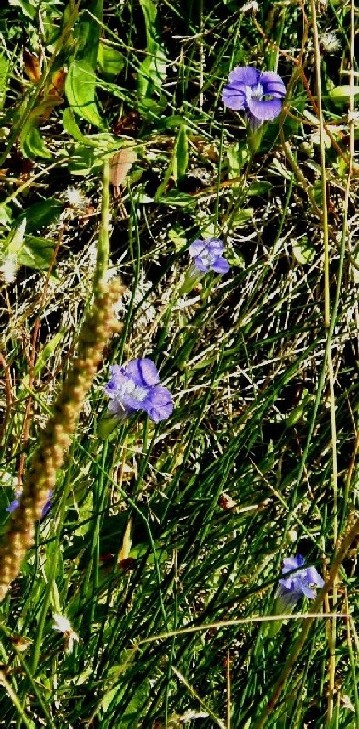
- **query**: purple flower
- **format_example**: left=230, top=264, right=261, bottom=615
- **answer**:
left=6, top=492, right=21, bottom=513
left=188, top=238, right=230, bottom=275
left=105, top=358, right=173, bottom=424
left=277, top=554, right=324, bottom=608
left=222, top=66, right=286, bottom=123
left=41, top=491, right=53, bottom=519
left=6, top=489, right=52, bottom=519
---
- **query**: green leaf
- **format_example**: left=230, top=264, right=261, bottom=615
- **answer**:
left=74, top=0, right=102, bottom=69
left=17, top=199, right=63, bottom=232
left=65, top=60, right=104, bottom=128
left=0, top=203, right=12, bottom=227
left=67, top=142, right=98, bottom=175
left=98, top=43, right=124, bottom=77
left=0, top=53, right=9, bottom=111
left=1, top=217, right=26, bottom=258
left=227, top=142, right=249, bottom=178
left=158, top=191, right=196, bottom=208
left=8, top=0, right=37, bottom=19
left=137, top=0, right=166, bottom=100
left=232, top=208, right=254, bottom=229
left=292, top=236, right=315, bottom=265
left=330, top=85, right=359, bottom=104
left=20, top=118, right=52, bottom=159
left=137, top=45, right=166, bottom=99
left=19, top=235, right=55, bottom=270
left=0, top=221, right=55, bottom=273
left=173, top=124, right=189, bottom=183
left=63, top=108, right=121, bottom=151
left=247, top=181, right=272, bottom=196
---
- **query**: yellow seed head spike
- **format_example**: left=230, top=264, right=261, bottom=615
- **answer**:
left=0, top=279, right=125, bottom=602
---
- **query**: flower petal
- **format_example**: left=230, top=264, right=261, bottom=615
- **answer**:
left=306, top=566, right=324, bottom=588
left=277, top=586, right=301, bottom=608
left=108, top=399, right=127, bottom=416
left=145, top=385, right=173, bottom=423
left=212, top=256, right=230, bottom=274
left=105, top=370, right=128, bottom=396
left=207, top=238, right=224, bottom=255
left=247, top=96, right=282, bottom=120
left=222, top=85, right=247, bottom=110
left=6, top=498, right=20, bottom=513
left=282, top=556, right=303, bottom=574
left=189, top=240, right=207, bottom=258
left=228, top=66, right=260, bottom=87
left=125, top=358, right=160, bottom=387
left=260, top=71, right=286, bottom=98
left=193, top=256, right=210, bottom=273
left=300, top=582, right=316, bottom=599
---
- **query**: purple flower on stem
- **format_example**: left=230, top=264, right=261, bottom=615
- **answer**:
left=222, top=66, right=286, bottom=124
left=189, top=238, right=230, bottom=275
left=105, top=358, right=173, bottom=424
left=277, top=554, right=324, bottom=608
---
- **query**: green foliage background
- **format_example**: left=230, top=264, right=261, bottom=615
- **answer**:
left=0, top=1, right=358, bottom=727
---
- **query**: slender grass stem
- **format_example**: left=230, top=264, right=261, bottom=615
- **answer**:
left=93, top=158, right=111, bottom=294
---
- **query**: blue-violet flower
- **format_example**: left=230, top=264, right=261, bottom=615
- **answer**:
left=277, top=554, right=324, bottom=608
left=6, top=492, right=21, bottom=514
left=105, top=358, right=173, bottom=423
left=189, top=238, right=229, bottom=275
left=6, top=490, right=53, bottom=520
left=222, top=66, right=286, bottom=123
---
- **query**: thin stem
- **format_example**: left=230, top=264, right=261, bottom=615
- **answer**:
left=311, top=0, right=330, bottom=327
left=93, top=158, right=111, bottom=293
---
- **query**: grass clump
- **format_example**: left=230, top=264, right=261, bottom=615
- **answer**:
left=0, top=1, right=358, bottom=727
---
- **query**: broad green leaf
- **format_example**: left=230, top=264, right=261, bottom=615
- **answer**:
left=137, top=0, right=166, bottom=100
left=227, top=251, right=245, bottom=268
left=74, top=0, right=102, bottom=69
left=227, top=142, right=249, bottom=177
left=158, top=191, right=196, bottom=208
left=98, top=43, right=124, bottom=77
left=137, top=45, right=166, bottom=99
left=17, top=199, right=63, bottom=232
left=8, top=0, right=37, bottom=19
left=63, top=108, right=121, bottom=151
left=247, top=181, right=272, bottom=196
left=19, top=235, right=55, bottom=270
left=330, top=85, right=359, bottom=104
left=63, top=107, right=89, bottom=143
left=168, top=227, right=187, bottom=252
left=65, top=60, right=104, bottom=128
left=232, top=208, right=254, bottom=228
left=139, top=0, right=157, bottom=29
left=173, top=124, right=189, bottom=183
left=0, top=53, right=9, bottom=111
left=67, top=142, right=100, bottom=175
left=20, top=118, right=52, bottom=159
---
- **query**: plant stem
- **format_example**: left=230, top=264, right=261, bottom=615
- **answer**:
left=93, top=158, right=111, bottom=294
